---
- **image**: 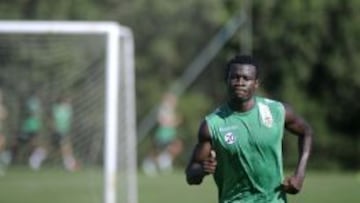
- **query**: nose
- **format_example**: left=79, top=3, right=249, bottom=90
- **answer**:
left=238, top=77, right=246, bottom=86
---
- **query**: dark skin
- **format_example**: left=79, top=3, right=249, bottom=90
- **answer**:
left=185, top=64, right=313, bottom=195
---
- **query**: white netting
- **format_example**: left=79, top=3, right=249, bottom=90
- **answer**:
left=0, top=34, right=105, bottom=166
left=0, top=23, right=137, bottom=203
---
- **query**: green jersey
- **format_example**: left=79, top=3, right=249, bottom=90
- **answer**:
left=22, top=96, right=42, bottom=134
left=52, top=103, right=72, bottom=135
left=206, top=96, right=286, bottom=203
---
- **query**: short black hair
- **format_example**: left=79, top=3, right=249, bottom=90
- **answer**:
left=225, top=54, right=260, bottom=80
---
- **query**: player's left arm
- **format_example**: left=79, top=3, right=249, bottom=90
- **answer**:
left=282, top=103, right=313, bottom=194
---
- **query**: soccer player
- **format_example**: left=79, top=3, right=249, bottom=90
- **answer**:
left=50, top=96, right=79, bottom=172
left=0, top=89, right=10, bottom=174
left=185, top=55, right=313, bottom=203
left=11, top=92, right=47, bottom=170
left=142, top=92, right=183, bottom=176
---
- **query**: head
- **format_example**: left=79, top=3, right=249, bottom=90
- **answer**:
left=56, top=94, right=72, bottom=104
left=225, top=54, right=260, bottom=102
left=163, top=92, right=177, bottom=105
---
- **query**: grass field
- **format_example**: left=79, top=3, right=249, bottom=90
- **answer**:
left=0, top=167, right=359, bottom=203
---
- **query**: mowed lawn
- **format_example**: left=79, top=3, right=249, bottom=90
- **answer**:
left=0, top=167, right=359, bottom=203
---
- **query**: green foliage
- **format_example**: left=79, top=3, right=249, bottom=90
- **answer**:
left=248, top=0, right=360, bottom=170
left=114, top=0, right=228, bottom=119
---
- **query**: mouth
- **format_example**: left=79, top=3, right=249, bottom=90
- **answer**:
left=234, top=89, right=247, bottom=95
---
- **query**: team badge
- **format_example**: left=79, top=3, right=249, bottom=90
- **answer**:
left=224, top=132, right=235, bottom=144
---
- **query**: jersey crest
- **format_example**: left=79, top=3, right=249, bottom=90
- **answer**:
left=224, top=132, right=236, bottom=144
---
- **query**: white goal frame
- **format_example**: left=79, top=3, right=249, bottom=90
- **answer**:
left=0, top=21, right=137, bottom=203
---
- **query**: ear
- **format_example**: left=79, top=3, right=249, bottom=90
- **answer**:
left=255, top=79, right=260, bottom=89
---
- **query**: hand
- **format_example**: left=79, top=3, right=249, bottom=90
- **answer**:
left=282, top=175, right=304, bottom=194
left=202, top=150, right=217, bottom=175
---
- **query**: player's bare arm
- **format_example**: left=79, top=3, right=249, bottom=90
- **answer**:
left=282, top=103, right=313, bottom=194
left=185, top=120, right=217, bottom=185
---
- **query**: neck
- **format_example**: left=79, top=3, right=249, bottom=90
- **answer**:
left=228, top=96, right=256, bottom=112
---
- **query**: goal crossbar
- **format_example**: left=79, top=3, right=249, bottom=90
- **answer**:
left=0, top=21, right=137, bottom=203
left=0, top=20, right=132, bottom=35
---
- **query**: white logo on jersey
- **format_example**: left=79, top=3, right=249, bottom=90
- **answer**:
left=219, top=125, right=238, bottom=132
left=224, top=132, right=235, bottom=144
left=258, top=102, right=273, bottom=128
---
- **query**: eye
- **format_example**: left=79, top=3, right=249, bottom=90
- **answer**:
left=242, top=76, right=249, bottom=81
left=229, top=74, right=238, bottom=80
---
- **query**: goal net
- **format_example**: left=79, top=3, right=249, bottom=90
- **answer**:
left=0, top=21, right=137, bottom=203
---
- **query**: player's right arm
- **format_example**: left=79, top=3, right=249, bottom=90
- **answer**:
left=185, top=120, right=217, bottom=185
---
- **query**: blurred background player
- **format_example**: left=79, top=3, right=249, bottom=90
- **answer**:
left=0, top=89, right=10, bottom=174
left=50, top=96, right=79, bottom=172
left=142, top=92, right=183, bottom=176
left=11, top=91, right=47, bottom=170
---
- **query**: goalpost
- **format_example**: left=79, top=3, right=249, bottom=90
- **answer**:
left=0, top=21, right=137, bottom=203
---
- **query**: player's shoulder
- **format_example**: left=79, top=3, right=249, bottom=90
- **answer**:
left=256, top=96, right=285, bottom=112
left=256, top=96, right=282, bottom=104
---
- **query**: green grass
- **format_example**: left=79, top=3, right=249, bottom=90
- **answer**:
left=0, top=167, right=359, bottom=203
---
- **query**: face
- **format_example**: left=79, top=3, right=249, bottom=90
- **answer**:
left=226, top=64, right=259, bottom=102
